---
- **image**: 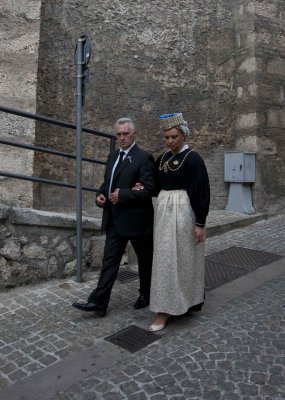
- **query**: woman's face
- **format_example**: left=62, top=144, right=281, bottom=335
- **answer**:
left=164, top=127, right=185, bottom=154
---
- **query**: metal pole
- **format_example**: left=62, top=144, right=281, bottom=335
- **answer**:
left=110, top=135, right=116, bottom=152
left=76, top=38, right=84, bottom=282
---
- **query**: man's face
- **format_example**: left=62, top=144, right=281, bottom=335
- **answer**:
left=115, top=123, right=136, bottom=150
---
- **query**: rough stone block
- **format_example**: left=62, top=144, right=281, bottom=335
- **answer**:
left=239, top=57, right=258, bottom=73
left=268, top=58, right=285, bottom=75
left=22, top=243, right=47, bottom=259
left=0, top=239, right=21, bottom=260
left=64, top=259, right=77, bottom=275
left=268, top=109, right=285, bottom=128
left=47, top=256, right=58, bottom=277
left=253, top=2, right=277, bottom=18
left=236, top=113, right=259, bottom=129
left=56, top=241, right=73, bottom=259
left=0, top=256, right=7, bottom=268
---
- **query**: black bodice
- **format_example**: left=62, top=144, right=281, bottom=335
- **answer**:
left=156, top=149, right=210, bottom=225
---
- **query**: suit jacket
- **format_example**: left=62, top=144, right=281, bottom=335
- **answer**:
left=97, top=144, right=157, bottom=236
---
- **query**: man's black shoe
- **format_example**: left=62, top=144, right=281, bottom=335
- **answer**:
left=72, top=302, right=106, bottom=317
left=134, top=295, right=150, bottom=309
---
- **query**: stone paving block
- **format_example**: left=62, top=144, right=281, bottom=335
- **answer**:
left=141, top=382, right=164, bottom=395
left=249, top=372, right=267, bottom=384
left=238, top=382, right=259, bottom=396
left=268, top=373, right=285, bottom=386
left=269, top=365, right=283, bottom=374
left=191, top=350, right=209, bottom=362
left=128, top=392, right=148, bottom=400
left=100, top=392, right=125, bottom=400
left=216, top=380, right=236, bottom=393
left=190, top=369, right=209, bottom=379
left=259, top=384, right=281, bottom=398
left=23, top=362, right=44, bottom=373
left=164, top=362, right=183, bottom=375
left=6, top=368, right=28, bottom=382
left=222, top=394, right=240, bottom=400
left=1, top=362, right=17, bottom=374
left=154, top=373, right=176, bottom=387
left=38, top=354, right=58, bottom=366
left=15, top=355, right=33, bottom=368
left=119, top=380, right=141, bottom=396
left=123, top=364, right=142, bottom=376
left=95, top=381, right=114, bottom=393
left=172, top=370, right=188, bottom=382
left=162, top=383, right=183, bottom=395
left=0, top=376, right=11, bottom=389
left=209, top=352, right=227, bottom=361
left=183, top=387, right=203, bottom=399
left=149, top=394, right=168, bottom=400
left=199, top=360, right=216, bottom=370
left=216, top=361, right=234, bottom=371
left=144, top=365, right=167, bottom=377
left=133, top=371, right=153, bottom=384
left=202, top=389, right=223, bottom=399
left=210, top=370, right=227, bottom=381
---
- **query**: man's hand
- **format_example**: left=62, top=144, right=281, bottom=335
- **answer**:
left=195, top=226, right=206, bottom=244
left=109, top=188, right=120, bottom=204
left=96, top=194, right=106, bottom=207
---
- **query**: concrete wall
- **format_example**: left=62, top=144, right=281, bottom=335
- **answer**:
left=0, top=0, right=42, bottom=207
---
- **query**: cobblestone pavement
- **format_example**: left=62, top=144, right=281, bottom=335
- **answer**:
left=0, top=213, right=284, bottom=399
left=50, top=276, right=285, bottom=400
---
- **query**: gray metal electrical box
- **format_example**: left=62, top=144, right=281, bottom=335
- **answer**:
left=224, top=152, right=256, bottom=183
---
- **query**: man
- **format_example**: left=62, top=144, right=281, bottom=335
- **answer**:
left=72, top=117, right=156, bottom=317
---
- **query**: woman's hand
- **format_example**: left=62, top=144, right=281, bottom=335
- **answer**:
left=109, top=188, right=120, bottom=204
left=132, top=182, right=144, bottom=191
left=195, top=226, right=206, bottom=244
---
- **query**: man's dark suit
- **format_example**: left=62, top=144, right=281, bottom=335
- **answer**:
left=87, top=144, right=156, bottom=313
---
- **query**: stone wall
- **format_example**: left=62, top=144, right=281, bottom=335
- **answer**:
left=0, top=0, right=42, bottom=207
left=235, top=0, right=285, bottom=212
left=0, top=205, right=105, bottom=290
left=0, top=0, right=284, bottom=215
left=33, top=0, right=237, bottom=213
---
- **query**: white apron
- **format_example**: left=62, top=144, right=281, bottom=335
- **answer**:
left=150, top=190, right=205, bottom=315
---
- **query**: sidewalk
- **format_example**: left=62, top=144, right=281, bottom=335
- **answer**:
left=206, top=210, right=269, bottom=238
left=0, top=212, right=284, bottom=400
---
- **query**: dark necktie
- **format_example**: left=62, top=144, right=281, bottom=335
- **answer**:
left=115, top=151, right=125, bottom=172
left=111, top=151, right=125, bottom=192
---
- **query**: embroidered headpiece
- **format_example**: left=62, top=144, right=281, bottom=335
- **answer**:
left=159, top=113, right=190, bottom=136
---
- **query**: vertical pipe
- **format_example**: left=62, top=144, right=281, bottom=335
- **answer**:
left=76, top=38, right=84, bottom=282
left=110, top=135, right=116, bottom=152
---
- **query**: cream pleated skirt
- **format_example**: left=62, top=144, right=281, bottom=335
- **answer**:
left=149, top=190, right=205, bottom=315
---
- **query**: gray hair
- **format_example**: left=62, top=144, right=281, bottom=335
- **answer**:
left=177, top=123, right=190, bottom=137
left=115, top=117, right=135, bottom=132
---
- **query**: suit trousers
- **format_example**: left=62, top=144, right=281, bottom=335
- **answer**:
left=87, top=225, right=153, bottom=312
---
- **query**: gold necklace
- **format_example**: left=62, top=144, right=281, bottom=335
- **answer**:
left=159, top=150, right=192, bottom=173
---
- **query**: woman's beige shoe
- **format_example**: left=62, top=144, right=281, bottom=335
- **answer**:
left=149, top=313, right=170, bottom=332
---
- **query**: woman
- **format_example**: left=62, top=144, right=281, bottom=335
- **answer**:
left=149, top=113, right=210, bottom=331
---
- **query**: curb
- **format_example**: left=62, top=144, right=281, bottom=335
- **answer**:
left=207, top=212, right=269, bottom=238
